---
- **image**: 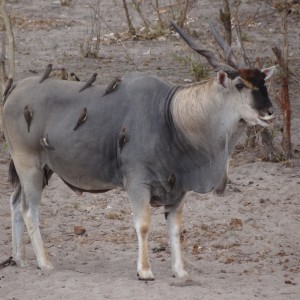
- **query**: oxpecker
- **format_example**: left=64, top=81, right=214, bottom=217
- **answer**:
left=39, top=64, right=53, bottom=83
left=23, top=105, right=33, bottom=133
left=168, top=173, right=176, bottom=189
left=102, top=78, right=121, bottom=97
left=73, top=107, right=88, bottom=131
left=79, top=73, right=97, bottom=92
left=61, top=68, right=68, bottom=80
left=3, top=78, right=13, bottom=98
left=119, top=127, right=127, bottom=151
left=70, top=72, right=80, bottom=81
left=40, top=134, right=55, bottom=150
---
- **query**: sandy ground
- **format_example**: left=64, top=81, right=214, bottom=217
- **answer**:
left=0, top=0, right=300, bottom=299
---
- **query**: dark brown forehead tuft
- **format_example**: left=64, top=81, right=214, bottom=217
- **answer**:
left=238, top=68, right=266, bottom=88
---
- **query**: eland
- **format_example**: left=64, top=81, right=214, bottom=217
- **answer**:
left=2, top=21, right=275, bottom=280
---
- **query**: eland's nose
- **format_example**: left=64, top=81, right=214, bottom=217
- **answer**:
left=267, top=106, right=274, bottom=116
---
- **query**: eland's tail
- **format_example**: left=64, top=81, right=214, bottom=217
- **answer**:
left=9, top=159, right=19, bottom=187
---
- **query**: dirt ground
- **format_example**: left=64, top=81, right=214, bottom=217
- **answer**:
left=0, top=0, right=300, bottom=299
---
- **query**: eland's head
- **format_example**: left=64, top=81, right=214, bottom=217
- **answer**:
left=170, top=20, right=275, bottom=128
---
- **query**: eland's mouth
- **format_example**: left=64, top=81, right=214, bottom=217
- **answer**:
left=257, top=114, right=275, bottom=126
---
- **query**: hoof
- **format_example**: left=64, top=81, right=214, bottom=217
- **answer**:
left=138, top=276, right=155, bottom=281
left=137, top=269, right=154, bottom=281
left=38, top=262, right=54, bottom=270
left=15, top=258, right=29, bottom=268
left=173, top=269, right=188, bottom=278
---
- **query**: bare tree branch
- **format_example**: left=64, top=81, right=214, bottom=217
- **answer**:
left=232, top=1, right=250, bottom=67
left=177, top=0, right=190, bottom=28
left=0, top=0, right=15, bottom=133
left=0, top=32, right=7, bottom=85
left=170, top=20, right=238, bottom=78
left=122, top=0, right=136, bottom=36
left=132, top=0, right=150, bottom=30
left=219, top=0, right=232, bottom=46
left=151, top=0, right=164, bottom=28
left=0, top=0, right=15, bottom=88
left=100, top=16, right=137, bottom=68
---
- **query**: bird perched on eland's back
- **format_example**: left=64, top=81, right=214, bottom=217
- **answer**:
left=73, top=107, right=88, bottom=131
left=39, top=64, right=53, bottom=83
left=70, top=72, right=80, bottom=81
left=3, top=78, right=13, bottom=98
left=102, top=78, right=121, bottom=97
left=23, top=105, right=33, bottom=133
left=79, top=73, right=97, bottom=92
left=61, top=68, right=68, bottom=80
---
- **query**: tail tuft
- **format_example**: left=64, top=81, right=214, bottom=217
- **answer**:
left=8, top=159, right=19, bottom=187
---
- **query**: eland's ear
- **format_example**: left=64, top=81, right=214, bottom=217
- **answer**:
left=217, top=70, right=228, bottom=88
left=261, top=66, right=276, bottom=81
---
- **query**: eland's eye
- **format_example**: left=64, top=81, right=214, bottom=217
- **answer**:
left=236, top=83, right=244, bottom=91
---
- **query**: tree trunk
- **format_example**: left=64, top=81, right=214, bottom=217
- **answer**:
left=281, top=77, right=292, bottom=158
left=178, top=0, right=190, bottom=28
left=273, top=45, right=292, bottom=159
left=122, top=0, right=136, bottom=36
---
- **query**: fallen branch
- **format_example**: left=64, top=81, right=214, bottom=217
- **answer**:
left=0, top=256, right=15, bottom=269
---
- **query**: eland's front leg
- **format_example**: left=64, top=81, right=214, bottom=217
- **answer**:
left=165, top=204, right=188, bottom=278
left=127, top=184, right=153, bottom=280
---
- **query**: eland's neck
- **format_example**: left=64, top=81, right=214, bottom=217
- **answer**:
left=171, top=80, right=241, bottom=156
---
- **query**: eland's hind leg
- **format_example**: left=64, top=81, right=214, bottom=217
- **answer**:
left=15, top=159, right=53, bottom=270
left=10, top=183, right=27, bottom=266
